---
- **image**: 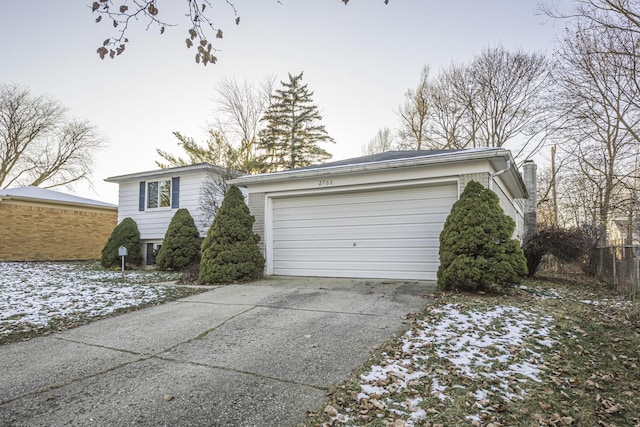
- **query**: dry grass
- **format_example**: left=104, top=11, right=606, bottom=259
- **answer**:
left=302, top=273, right=640, bottom=427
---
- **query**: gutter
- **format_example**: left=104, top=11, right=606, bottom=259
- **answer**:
left=229, top=147, right=528, bottom=199
left=230, top=148, right=510, bottom=185
left=488, top=159, right=511, bottom=191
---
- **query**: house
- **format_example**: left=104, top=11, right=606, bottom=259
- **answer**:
left=105, top=163, right=234, bottom=265
left=0, top=186, right=117, bottom=261
left=609, top=219, right=640, bottom=246
left=230, top=148, right=535, bottom=281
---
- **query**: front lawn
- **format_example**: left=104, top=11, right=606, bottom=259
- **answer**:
left=303, top=274, right=640, bottom=427
left=0, top=262, right=206, bottom=344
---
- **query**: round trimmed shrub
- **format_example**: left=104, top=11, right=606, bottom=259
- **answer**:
left=101, top=217, right=143, bottom=268
left=198, top=185, right=265, bottom=284
left=437, top=180, right=527, bottom=292
left=155, top=208, right=201, bottom=271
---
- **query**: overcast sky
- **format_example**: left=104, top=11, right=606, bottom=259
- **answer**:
left=0, top=1, right=564, bottom=204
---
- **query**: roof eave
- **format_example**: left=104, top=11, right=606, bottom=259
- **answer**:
left=105, top=163, right=240, bottom=183
left=230, top=148, right=528, bottom=199
left=0, top=195, right=117, bottom=210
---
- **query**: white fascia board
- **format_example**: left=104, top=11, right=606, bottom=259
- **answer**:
left=105, top=163, right=238, bottom=183
left=230, top=148, right=506, bottom=185
left=230, top=148, right=527, bottom=198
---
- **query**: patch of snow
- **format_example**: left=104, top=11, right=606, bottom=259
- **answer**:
left=329, top=302, right=559, bottom=425
left=0, top=262, right=179, bottom=336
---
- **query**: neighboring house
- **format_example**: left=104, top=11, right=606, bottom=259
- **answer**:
left=105, top=163, right=234, bottom=265
left=230, top=148, right=534, bottom=281
left=609, top=219, right=640, bottom=246
left=0, top=186, right=117, bottom=262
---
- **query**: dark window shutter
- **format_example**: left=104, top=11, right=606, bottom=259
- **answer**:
left=171, top=177, right=180, bottom=208
left=139, top=181, right=146, bottom=211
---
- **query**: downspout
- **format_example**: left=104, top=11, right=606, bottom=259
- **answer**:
left=488, top=159, right=510, bottom=191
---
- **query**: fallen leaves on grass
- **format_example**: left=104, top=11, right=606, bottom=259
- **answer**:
left=303, top=274, right=640, bottom=426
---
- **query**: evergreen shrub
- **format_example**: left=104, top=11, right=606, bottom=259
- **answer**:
left=155, top=208, right=201, bottom=270
left=437, top=180, right=527, bottom=292
left=101, top=217, right=143, bottom=268
left=198, top=185, right=265, bottom=284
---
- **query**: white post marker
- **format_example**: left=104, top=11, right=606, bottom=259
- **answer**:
left=118, top=246, right=128, bottom=280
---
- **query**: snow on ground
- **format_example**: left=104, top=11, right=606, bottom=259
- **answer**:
left=328, top=303, right=557, bottom=426
left=0, top=262, right=179, bottom=337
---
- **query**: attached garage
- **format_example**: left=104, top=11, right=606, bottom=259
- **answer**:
left=272, top=183, right=457, bottom=280
left=231, top=148, right=533, bottom=281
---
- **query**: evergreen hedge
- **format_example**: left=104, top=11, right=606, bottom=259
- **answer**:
left=155, top=208, right=201, bottom=270
left=101, top=217, right=143, bottom=268
left=437, top=180, right=527, bottom=292
left=198, top=185, right=265, bottom=284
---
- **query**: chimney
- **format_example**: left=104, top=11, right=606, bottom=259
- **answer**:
left=523, top=160, right=537, bottom=236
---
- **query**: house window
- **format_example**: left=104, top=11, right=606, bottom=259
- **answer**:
left=147, top=180, right=171, bottom=209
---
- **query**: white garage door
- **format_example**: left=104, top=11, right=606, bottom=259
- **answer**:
left=271, top=183, right=457, bottom=280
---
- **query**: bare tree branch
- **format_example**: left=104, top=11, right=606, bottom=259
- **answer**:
left=0, top=84, right=103, bottom=190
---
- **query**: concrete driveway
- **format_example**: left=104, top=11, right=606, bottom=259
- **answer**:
left=0, top=276, right=435, bottom=426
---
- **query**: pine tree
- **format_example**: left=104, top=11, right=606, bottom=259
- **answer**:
left=257, top=72, right=334, bottom=171
left=198, top=185, right=265, bottom=284
left=155, top=208, right=201, bottom=270
left=101, top=217, right=143, bottom=268
left=437, top=181, right=527, bottom=292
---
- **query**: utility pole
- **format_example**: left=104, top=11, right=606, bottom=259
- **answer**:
left=551, top=145, right=558, bottom=226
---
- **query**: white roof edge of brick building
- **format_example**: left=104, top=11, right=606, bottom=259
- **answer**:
left=0, top=186, right=117, bottom=210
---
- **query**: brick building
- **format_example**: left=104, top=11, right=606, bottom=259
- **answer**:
left=0, top=186, right=117, bottom=261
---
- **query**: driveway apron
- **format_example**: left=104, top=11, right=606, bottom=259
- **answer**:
left=0, top=276, right=435, bottom=426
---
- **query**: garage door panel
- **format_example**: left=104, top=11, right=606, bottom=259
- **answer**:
left=274, top=247, right=439, bottom=263
left=274, top=224, right=441, bottom=241
left=271, top=183, right=457, bottom=280
left=275, top=260, right=441, bottom=273
left=273, top=212, right=449, bottom=229
left=274, top=238, right=440, bottom=250
left=274, top=185, right=455, bottom=208
left=273, top=198, right=454, bottom=220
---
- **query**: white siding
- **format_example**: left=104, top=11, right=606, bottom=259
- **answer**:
left=115, top=170, right=220, bottom=241
left=270, top=183, right=457, bottom=280
left=494, top=180, right=525, bottom=239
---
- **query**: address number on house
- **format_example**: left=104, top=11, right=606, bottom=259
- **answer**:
left=318, top=179, right=333, bottom=186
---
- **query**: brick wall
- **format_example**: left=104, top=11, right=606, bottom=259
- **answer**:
left=0, top=200, right=117, bottom=261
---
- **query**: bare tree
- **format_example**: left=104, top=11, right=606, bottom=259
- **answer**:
left=552, top=21, right=640, bottom=231
left=418, top=46, right=550, bottom=159
left=158, top=76, right=273, bottom=173
left=466, top=45, right=550, bottom=157
left=542, top=0, right=640, bottom=142
left=209, top=76, right=275, bottom=172
left=361, top=127, right=396, bottom=155
left=0, top=84, right=103, bottom=189
left=426, top=67, right=470, bottom=150
left=396, top=66, right=431, bottom=150
left=90, top=1, right=389, bottom=66
left=156, top=131, right=243, bottom=229
left=156, top=75, right=274, bottom=225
